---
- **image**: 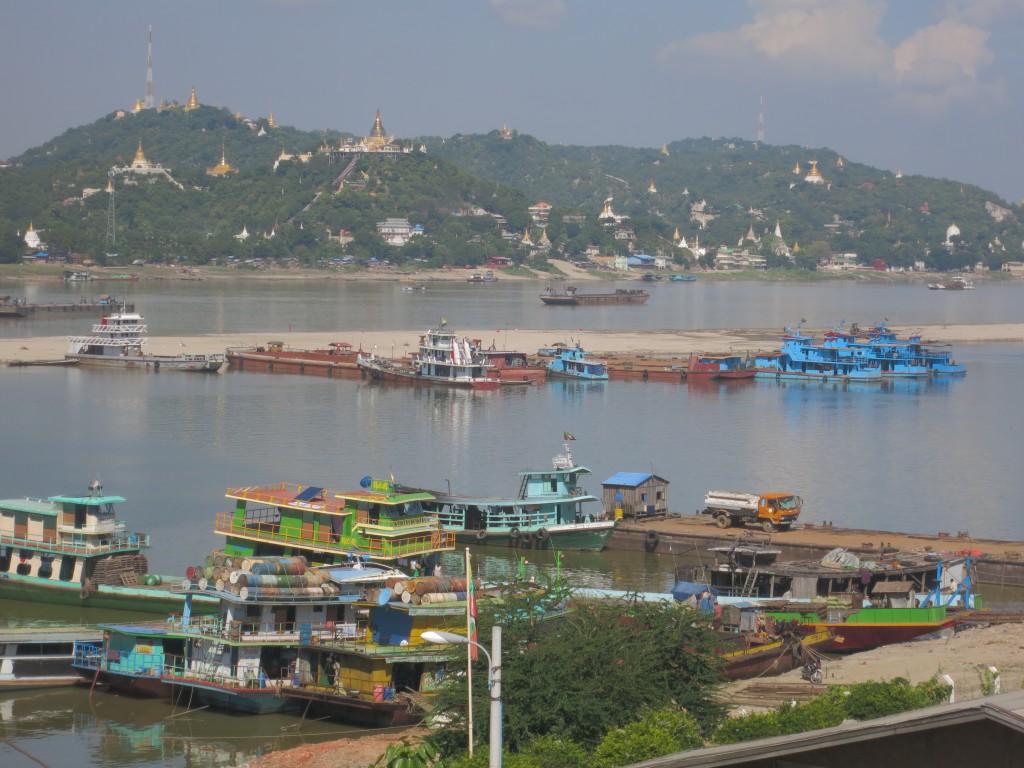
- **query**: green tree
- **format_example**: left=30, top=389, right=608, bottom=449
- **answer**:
left=592, top=706, right=704, bottom=767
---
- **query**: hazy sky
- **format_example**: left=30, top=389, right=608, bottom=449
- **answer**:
left=3, top=1, right=1024, bottom=203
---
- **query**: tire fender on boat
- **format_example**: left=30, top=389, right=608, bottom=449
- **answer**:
left=536, top=528, right=549, bottom=542
left=509, top=527, right=521, bottom=539
left=520, top=531, right=533, bottom=543
left=475, top=529, right=488, bottom=542
left=645, top=529, right=660, bottom=551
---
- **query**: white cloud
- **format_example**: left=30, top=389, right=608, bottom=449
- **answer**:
left=490, top=0, right=567, bottom=29
left=659, top=0, right=1011, bottom=110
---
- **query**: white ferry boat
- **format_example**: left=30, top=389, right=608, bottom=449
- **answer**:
left=65, top=307, right=224, bottom=371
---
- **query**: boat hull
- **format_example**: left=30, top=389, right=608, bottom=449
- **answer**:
left=719, top=630, right=833, bottom=681
left=67, top=354, right=223, bottom=372
left=282, top=688, right=419, bottom=727
left=806, top=619, right=955, bottom=652
left=540, top=293, right=649, bottom=306
left=226, top=348, right=361, bottom=378
left=0, top=573, right=217, bottom=614
left=359, top=359, right=500, bottom=389
left=457, top=523, right=614, bottom=552
left=168, top=680, right=299, bottom=714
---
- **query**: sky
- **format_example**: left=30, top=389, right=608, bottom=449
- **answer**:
left=3, top=0, right=1024, bottom=203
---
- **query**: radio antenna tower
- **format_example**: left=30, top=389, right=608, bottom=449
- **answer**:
left=144, top=25, right=155, bottom=109
left=757, top=92, right=765, bottom=144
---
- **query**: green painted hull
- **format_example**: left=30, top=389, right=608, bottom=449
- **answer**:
left=0, top=574, right=217, bottom=615
left=455, top=526, right=613, bottom=552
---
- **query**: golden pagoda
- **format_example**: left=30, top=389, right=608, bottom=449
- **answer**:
left=206, top=146, right=237, bottom=175
left=792, top=162, right=801, bottom=174
left=267, top=112, right=277, bottom=129
left=804, top=160, right=824, bottom=184
left=648, top=180, right=657, bottom=194
left=673, top=227, right=681, bottom=241
left=184, top=86, right=200, bottom=111
left=660, top=145, right=670, bottom=156
left=366, top=109, right=391, bottom=149
left=131, top=97, right=144, bottom=113
left=521, top=229, right=534, bottom=247
left=538, top=228, right=551, bottom=248
left=793, top=242, right=800, bottom=253
left=836, top=156, right=845, bottom=168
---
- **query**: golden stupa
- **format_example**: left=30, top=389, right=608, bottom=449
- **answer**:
left=184, top=86, right=200, bottom=111
left=206, top=146, right=237, bottom=176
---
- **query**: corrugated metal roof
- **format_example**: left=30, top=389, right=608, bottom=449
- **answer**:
left=602, top=472, right=653, bottom=487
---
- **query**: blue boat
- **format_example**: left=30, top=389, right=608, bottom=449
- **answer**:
left=413, top=442, right=615, bottom=551
left=820, top=326, right=931, bottom=378
left=857, top=323, right=966, bottom=375
left=754, top=328, right=883, bottom=382
left=670, top=274, right=697, bottom=282
left=545, top=344, right=609, bottom=381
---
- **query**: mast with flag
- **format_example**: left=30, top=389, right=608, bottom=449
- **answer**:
left=465, top=547, right=478, bottom=754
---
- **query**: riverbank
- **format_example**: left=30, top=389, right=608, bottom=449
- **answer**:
left=3, top=322, right=1023, bottom=365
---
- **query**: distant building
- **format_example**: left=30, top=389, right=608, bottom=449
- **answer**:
left=377, top=217, right=421, bottom=246
left=329, top=110, right=415, bottom=156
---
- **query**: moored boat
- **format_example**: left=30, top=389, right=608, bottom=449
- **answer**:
left=66, top=306, right=224, bottom=371
left=687, top=354, right=756, bottom=380
left=754, top=327, right=882, bottom=382
left=226, top=340, right=362, bottom=378
left=477, top=348, right=546, bottom=385
left=928, top=274, right=974, bottom=290
left=1, top=626, right=103, bottom=689
left=545, top=344, right=609, bottom=381
left=540, top=285, right=649, bottom=306
left=0, top=477, right=216, bottom=614
left=413, top=440, right=615, bottom=551
left=216, top=477, right=456, bottom=567
left=357, top=318, right=500, bottom=389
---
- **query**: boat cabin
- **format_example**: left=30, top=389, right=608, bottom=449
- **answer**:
left=601, top=472, right=670, bottom=519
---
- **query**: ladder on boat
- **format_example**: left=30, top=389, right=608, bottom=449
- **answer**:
left=740, top=568, right=760, bottom=597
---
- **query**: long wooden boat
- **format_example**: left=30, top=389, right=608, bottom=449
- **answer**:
left=770, top=606, right=956, bottom=653
left=718, top=629, right=833, bottom=680
left=540, top=285, right=649, bottom=306
left=0, top=478, right=216, bottom=614
left=225, top=340, right=363, bottom=378
left=687, top=354, right=756, bottom=380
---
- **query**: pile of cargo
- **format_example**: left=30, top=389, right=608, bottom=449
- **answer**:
left=386, top=576, right=480, bottom=605
left=184, top=553, right=341, bottom=600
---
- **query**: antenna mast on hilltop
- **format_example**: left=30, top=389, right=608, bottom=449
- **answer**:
left=144, top=25, right=155, bottom=109
left=757, top=92, right=765, bottom=144
left=106, top=173, right=116, bottom=250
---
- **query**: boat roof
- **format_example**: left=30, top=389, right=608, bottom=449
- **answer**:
left=518, top=464, right=592, bottom=478
left=423, top=491, right=600, bottom=506
left=227, top=483, right=435, bottom=513
left=0, top=493, right=125, bottom=515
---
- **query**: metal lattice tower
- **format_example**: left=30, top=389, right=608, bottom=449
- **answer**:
left=144, top=25, right=154, bottom=109
left=757, top=92, right=765, bottom=144
left=106, top=173, right=116, bottom=249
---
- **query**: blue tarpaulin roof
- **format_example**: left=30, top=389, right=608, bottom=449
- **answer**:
left=602, top=472, right=653, bottom=487
left=670, top=581, right=719, bottom=602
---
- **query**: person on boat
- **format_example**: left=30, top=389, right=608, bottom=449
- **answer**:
left=433, top=562, right=443, bottom=577
left=412, top=560, right=421, bottom=577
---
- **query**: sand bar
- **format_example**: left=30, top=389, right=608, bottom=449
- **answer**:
left=2, top=323, right=1023, bottom=365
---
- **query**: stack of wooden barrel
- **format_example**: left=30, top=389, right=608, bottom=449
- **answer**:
left=384, top=576, right=481, bottom=605
left=184, top=553, right=341, bottom=599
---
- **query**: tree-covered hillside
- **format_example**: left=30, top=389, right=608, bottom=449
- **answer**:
left=1, top=107, right=1021, bottom=273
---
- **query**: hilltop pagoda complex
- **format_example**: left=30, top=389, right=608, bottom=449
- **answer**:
left=329, top=110, right=416, bottom=155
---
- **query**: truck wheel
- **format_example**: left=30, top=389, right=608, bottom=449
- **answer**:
left=762, top=520, right=775, bottom=533
left=715, top=513, right=731, bottom=529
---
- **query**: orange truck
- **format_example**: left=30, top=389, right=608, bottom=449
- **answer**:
left=701, top=491, right=802, bottom=532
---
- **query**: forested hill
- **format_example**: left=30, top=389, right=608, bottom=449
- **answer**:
left=1, top=105, right=1021, bottom=273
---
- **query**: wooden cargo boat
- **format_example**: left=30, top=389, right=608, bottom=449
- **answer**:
left=540, top=285, right=649, bottom=306
left=1, top=626, right=103, bottom=689
left=687, top=354, right=756, bottom=380
left=225, top=340, right=362, bottom=378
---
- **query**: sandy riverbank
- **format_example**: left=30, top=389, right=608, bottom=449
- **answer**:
left=3, top=323, right=1023, bottom=366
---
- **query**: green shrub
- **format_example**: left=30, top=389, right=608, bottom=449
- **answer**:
left=592, top=706, right=704, bottom=767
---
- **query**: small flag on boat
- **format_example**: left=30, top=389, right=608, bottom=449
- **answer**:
left=563, top=431, right=576, bottom=441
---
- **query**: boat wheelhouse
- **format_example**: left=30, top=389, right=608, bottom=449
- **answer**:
left=414, top=443, right=614, bottom=551
left=687, top=354, right=756, bottom=380
left=821, top=323, right=965, bottom=376
left=217, top=480, right=455, bottom=566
